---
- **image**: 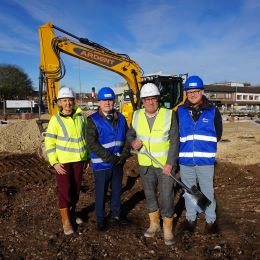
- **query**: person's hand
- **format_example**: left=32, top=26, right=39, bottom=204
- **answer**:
left=54, top=163, right=67, bottom=175
left=163, top=164, right=173, bottom=176
left=84, top=159, right=91, bottom=172
left=131, top=139, right=142, bottom=150
left=116, top=156, right=126, bottom=166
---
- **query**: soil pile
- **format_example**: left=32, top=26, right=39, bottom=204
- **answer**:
left=217, top=120, right=260, bottom=165
left=0, top=119, right=42, bottom=154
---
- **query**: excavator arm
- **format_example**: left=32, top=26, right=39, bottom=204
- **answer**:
left=39, top=22, right=143, bottom=118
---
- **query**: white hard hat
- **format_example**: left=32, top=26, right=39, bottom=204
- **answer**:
left=140, top=83, right=160, bottom=98
left=57, top=87, right=75, bottom=99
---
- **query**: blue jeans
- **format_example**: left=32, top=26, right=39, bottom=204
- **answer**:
left=94, top=165, right=123, bottom=223
left=180, top=164, right=216, bottom=223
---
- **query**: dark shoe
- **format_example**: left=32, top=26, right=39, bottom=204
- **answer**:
left=97, top=222, right=106, bottom=232
left=180, top=219, right=196, bottom=233
left=110, top=216, right=130, bottom=226
left=109, top=216, right=120, bottom=225
left=204, top=222, right=219, bottom=234
left=120, top=218, right=130, bottom=225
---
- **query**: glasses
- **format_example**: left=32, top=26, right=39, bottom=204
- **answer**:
left=143, top=97, right=158, bottom=103
left=186, top=90, right=201, bottom=96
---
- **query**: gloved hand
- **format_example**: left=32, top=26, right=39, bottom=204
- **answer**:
left=116, top=156, right=126, bottom=166
left=111, top=154, right=120, bottom=165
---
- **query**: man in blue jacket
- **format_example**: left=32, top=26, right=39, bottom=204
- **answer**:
left=86, top=87, right=130, bottom=231
left=178, top=75, right=222, bottom=234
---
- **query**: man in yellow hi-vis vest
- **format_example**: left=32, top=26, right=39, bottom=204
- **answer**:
left=45, top=87, right=89, bottom=235
left=127, top=83, right=179, bottom=245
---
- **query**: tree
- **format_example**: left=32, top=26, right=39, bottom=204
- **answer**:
left=0, top=64, right=34, bottom=100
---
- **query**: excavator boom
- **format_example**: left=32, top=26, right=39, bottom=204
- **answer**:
left=39, top=22, right=142, bottom=117
left=39, top=22, right=184, bottom=124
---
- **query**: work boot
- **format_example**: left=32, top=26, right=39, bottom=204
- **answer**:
left=179, top=219, right=196, bottom=233
left=163, top=217, right=174, bottom=245
left=204, top=222, right=219, bottom=234
left=144, top=209, right=161, bottom=238
left=109, top=216, right=130, bottom=226
left=60, top=208, right=74, bottom=235
left=69, top=205, right=83, bottom=225
left=97, top=222, right=107, bottom=232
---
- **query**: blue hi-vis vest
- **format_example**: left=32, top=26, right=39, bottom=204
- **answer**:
left=178, top=105, right=217, bottom=165
left=89, top=112, right=126, bottom=171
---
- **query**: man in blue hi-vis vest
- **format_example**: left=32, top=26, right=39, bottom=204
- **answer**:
left=178, top=75, right=222, bottom=234
left=86, top=87, right=130, bottom=232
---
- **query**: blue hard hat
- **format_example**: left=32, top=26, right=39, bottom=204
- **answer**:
left=184, top=75, right=204, bottom=90
left=97, top=87, right=115, bottom=101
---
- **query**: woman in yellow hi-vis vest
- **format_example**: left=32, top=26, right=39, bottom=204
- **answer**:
left=127, top=83, right=179, bottom=245
left=45, top=87, right=89, bottom=235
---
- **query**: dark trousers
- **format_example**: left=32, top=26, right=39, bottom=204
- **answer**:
left=55, top=162, right=84, bottom=209
left=94, top=165, right=123, bottom=223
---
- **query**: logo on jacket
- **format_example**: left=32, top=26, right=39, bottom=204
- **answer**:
left=202, top=118, right=209, bottom=123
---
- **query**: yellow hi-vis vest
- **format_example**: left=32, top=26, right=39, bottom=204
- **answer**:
left=132, top=108, right=172, bottom=167
left=45, top=106, right=89, bottom=166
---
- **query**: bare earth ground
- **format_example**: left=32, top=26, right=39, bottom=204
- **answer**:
left=0, top=118, right=259, bottom=259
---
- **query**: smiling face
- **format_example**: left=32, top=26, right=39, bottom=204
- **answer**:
left=58, top=98, right=74, bottom=115
left=99, top=99, right=115, bottom=113
left=142, top=96, right=159, bottom=115
left=185, top=89, right=204, bottom=105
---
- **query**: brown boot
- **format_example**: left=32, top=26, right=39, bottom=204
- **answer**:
left=60, top=208, right=74, bottom=235
left=179, top=219, right=196, bottom=233
left=204, top=222, right=219, bottom=234
left=163, top=217, right=174, bottom=245
left=144, top=209, right=161, bottom=238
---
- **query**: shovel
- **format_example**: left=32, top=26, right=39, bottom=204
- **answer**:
left=133, top=146, right=211, bottom=212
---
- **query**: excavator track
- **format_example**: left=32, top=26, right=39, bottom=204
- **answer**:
left=0, top=154, right=55, bottom=190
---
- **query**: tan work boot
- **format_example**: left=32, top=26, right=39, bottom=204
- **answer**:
left=60, top=208, right=74, bottom=235
left=144, top=209, right=161, bottom=238
left=163, top=217, right=174, bottom=245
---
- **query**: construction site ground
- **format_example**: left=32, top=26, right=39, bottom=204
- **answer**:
left=0, top=116, right=259, bottom=259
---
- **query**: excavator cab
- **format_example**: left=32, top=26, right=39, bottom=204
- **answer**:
left=140, top=75, right=184, bottom=110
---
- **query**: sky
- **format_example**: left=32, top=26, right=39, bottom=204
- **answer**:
left=0, top=0, right=260, bottom=94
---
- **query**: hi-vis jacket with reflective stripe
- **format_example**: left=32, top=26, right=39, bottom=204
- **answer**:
left=178, top=105, right=217, bottom=165
left=132, top=108, right=172, bottom=167
left=89, top=111, right=126, bottom=171
left=45, top=106, right=88, bottom=166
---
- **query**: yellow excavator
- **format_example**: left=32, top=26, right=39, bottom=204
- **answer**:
left=38, top=22, right=184, bottom=125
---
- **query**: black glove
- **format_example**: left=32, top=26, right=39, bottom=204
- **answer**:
left=110, top=154, right=120, bottom=165
left=115, top=156, right=126, bottom=166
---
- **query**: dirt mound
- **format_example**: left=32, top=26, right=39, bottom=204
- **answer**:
left=0, top=119, right=42, bottom=154
left=217, top=120, right=260, bottom=165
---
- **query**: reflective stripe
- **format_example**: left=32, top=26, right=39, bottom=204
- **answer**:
left=56, top=145, right=87, bottom=153
left=179, top=152, right=216, bottom=158
left=180, top=135, right=217, bottom=143
left=46, top=148, right=56, bottom=154
left=45, top=132, right=83, bottom=143
left=55, top=114, right=85, bottom=142
left=164, top=109, right=171, bottom=131
left=150, top=151, right=168, bottom=157
left=45, top=133, right=57, bottom=139
left=137, top=136, right=169, bottom=142
left=133, top=110, right=140, bottom=129
left=55, top=114, right=69, bottom=138
left=56, top=136, right=82, bottom=142
left=91, top=152, right=120, bottom=163
left=102, top=141, right=124, bottom=148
